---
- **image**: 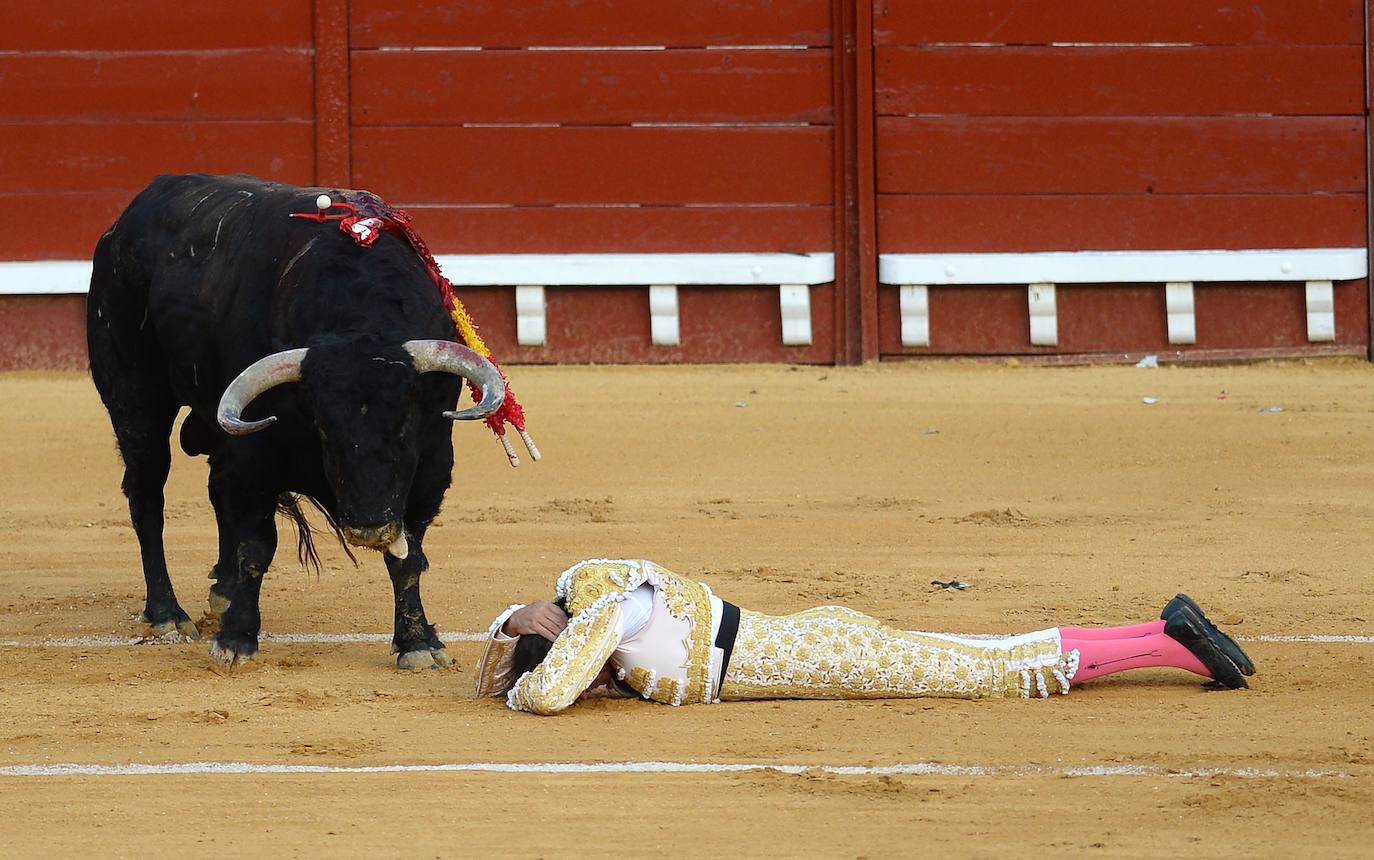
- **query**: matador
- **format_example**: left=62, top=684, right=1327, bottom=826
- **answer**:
left=475, top=559, right=1254, bottom=715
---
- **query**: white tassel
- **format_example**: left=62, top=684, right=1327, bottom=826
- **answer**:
left=518, top=428, right=542, bottom=461
left=498, top=434, right=521, bottom=467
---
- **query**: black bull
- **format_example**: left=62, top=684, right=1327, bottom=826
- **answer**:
left=86, top=173, right=507, bottom=670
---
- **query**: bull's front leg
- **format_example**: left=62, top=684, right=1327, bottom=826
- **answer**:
left=386, top=523, right=451, bottom=670
left=208, top=496, right=278, bottom=671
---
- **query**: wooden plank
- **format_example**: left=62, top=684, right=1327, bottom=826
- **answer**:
left=3, top=0, right=313, bottom=50
left=314, top=0, right=351, bottom=186
left=1193, top=284, right=1327, bottom=349
left=1, top=192, right=134, bottom=259
left=878, top=284, right=1030, bottom=353
left=1054, top=285, right=1168, bottom=351
left=876, top=117, right=1365, bottom=195
left=398, top=206, right=832, bottom=253
left=876, top=45, right=1364, bottom=116
left=351, top=49, right=832, bottom=125
left=874, top=0, right=1363, bottom=46
left=0, top=123, right=315, bottom=193
left=0, top=51, right=312, bottom=122
left=352, top=0, right=832, bottom=48
left=876, top=194, right=1367, bottom=253
left=0, top=295, right=89, bottom=370
left=352, top=127, right=833, bottom=205
left=449, top=284, right=835, bottom=363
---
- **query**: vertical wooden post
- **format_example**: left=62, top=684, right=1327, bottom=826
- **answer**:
left=831, top=0, right=879, bottom=365
left=313, top=0, right=351, bottom=187
left=1365, top=0, right=1373, bottom=360
left=854, top=0, right=878, bottom=363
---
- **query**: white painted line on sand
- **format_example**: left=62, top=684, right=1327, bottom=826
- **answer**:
left=1245, top=634, right=1374, bottom=643
left=0, top=632, right=1368, bottom=648
left=0, top=760, right=1349, bottom=780
left=0, top=632, right=489, bottom=648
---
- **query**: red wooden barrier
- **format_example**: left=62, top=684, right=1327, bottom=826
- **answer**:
left=872, top=0, right=1369, bottom=358
left=0, top=0, right=1369, bottom=367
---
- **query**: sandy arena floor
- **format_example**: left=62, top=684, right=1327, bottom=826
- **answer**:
left=2, top=361, right=1373, bottom=857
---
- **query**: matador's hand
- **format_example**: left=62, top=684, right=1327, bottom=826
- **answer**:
left=503, top=601, right=568, bottom=640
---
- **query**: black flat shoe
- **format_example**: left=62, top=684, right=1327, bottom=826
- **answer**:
left=1164, top=604, right=1248, bottom=690
left=1162, top=593, right=1255, bottom=676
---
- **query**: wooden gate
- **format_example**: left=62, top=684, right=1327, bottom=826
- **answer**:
left=870, top=1, right=1371, bottom=359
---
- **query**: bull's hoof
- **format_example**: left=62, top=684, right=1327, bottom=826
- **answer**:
left=209, top=634, right=258, bottom=673
left=396, top=648, right=453, bottom=671
left=137, top=607, right=201, bottom=641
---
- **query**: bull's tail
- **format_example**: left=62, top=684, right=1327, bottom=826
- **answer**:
left=276, top=493, right=358, bottom=574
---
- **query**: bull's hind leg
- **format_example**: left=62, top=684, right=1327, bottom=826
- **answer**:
left=113, top=403, right=200, bottom=640
left=387, top=523, right=452, bottom=670
left=88, top=270, right=199, bottom=640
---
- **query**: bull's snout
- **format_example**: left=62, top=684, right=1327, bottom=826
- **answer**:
left=341, top=523, right=410, bottom=559
left=342, top=523, right=401, bottom=550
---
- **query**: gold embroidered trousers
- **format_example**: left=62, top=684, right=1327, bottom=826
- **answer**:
left=719, top=606, right=1078, bottom=701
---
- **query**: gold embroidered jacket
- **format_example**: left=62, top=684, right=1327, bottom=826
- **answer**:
left=474, top=559, right=720, bottom=714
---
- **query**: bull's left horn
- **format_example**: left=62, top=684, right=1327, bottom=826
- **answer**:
left=216, top=348, right=308, bottom=435
left=403, top=340, right=506, bottom=420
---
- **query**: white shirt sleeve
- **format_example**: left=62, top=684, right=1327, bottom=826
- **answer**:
left=618, top=583, right=655, bottom=640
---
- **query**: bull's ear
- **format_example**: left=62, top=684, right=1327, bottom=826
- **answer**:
left=402, top=340, right=506, bottom=420
left=217, top=348, right=307, bottom=434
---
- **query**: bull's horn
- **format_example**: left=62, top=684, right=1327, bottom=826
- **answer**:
left=216, top=348, right=308, bottom=435
left=403, top=340, right=506, bottom=420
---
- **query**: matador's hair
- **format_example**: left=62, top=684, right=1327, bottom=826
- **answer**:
left=510, top=598, right=569, bottom=679
left=510, top=598, right=638, bottom=698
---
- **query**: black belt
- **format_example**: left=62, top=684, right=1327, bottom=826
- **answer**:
left=714, top=600, right=741, bottom=698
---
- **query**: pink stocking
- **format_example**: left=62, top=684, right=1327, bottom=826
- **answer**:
left=1059, top=620, right=1164, bottom=640
left=1064, top=630, right=1209, bottom=683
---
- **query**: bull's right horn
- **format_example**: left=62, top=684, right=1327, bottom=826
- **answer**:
left=402, top=340, right=506, bottom=420
left=216, top=348, right=308, bottom=435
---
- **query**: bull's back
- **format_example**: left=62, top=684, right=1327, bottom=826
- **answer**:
left=89, top=174, right=327, bottom=408
left=100, top=174, right=315, bottom=297
left=89, top=173, right=453, bottom=412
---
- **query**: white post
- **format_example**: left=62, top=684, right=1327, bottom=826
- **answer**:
left=649, top=285, right=680, bottom=346
left=899, top=285, right=930, bottom=347
left=778, top=284, right=812, bottom=346
left=1027, top=283, right=1057, bottom=346
left=514, top=285, right=546, bottom=347
left=1305, top=280, right=1336, bottom=342
left=1165, top=282, right=1196, bottom=345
